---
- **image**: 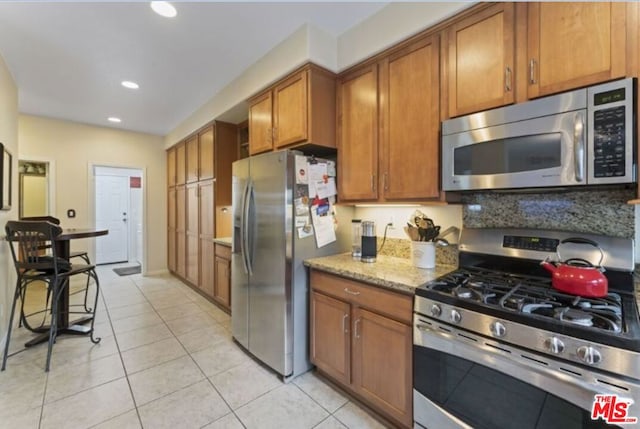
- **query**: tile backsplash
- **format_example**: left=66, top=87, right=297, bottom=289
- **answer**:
left=461, top=188, right=636, bottom=238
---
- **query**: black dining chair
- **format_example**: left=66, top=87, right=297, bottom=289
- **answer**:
left=2, top=220, right=101, bottom=372
left=20, top=216, right=93, bottom=314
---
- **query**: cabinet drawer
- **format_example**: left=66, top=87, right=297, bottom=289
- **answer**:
left=310, top=270, right=412, bottom=325
left=214, top=243, right=231, bottom=259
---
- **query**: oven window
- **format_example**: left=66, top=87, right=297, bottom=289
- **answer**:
left=453, top=133, right=562, bottom=175
left=414, top=346, right=622, bottom=429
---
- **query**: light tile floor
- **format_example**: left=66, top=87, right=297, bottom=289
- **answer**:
left=1, top=265, right=390, bottom=429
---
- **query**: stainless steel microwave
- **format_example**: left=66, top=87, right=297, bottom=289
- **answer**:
left=441, top=78, right=636, bottom=191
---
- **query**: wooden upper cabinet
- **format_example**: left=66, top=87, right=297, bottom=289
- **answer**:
left=446, top=3, right=515, bottom=117
left=527, top=2, right=626, bottom=98
left=247, top=64, right=336, bottom=155
left=199, top=180, right=215, bottom=238
left=167, top=147, right=176, bottom=187
left=274, top=71, right=308, bottom=148
left=381, top=35, right=440, bottom=201
left=337, top=64, right=379, bottom=201
left=199, top=126, right=215, bottom=181
left=186, top=135, right=199, bottom=183
left=249, top=91, right=273, bottom=155
left=176, top=142, right=186, bottom=186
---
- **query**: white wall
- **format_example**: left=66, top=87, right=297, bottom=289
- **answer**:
left=337, top=2, right=470, bottom=70
left=166, top=4, right=471, bottom=147
left=354, top=205, right=463, bottom=243
left=19, top=115, right=166, bottom=274
left=0, top=53, right=18, bottom=349
left=166, top=24, right=335, bottom=146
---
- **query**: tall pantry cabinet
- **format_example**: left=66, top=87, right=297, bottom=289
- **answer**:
left=167, top=121, right=237, bottom=308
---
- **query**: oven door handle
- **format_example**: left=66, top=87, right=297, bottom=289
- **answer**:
left=573, top=112, right=585, bottom=182
left=413, top=319, right=640, bottom=413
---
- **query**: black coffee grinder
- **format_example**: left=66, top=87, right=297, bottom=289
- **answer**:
left=361, top=220, right=376, bottom=263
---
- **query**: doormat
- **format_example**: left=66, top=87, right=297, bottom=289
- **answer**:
left=113, top=265, right=141, bottom=276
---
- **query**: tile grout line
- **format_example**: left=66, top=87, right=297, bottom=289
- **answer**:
left=96, top=275, right=146, bottom=428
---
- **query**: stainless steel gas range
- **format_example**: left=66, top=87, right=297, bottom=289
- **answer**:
left=413, top=228, right=640, bottom=429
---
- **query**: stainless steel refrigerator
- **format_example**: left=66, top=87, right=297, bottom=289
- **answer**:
left=231, top=149, right=351, bottom=381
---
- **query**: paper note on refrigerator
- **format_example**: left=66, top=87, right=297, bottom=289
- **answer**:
left=308, top=163, right=327, bottom=197
left=315, top=177, right=337, bottom=199
left=295, top=155, right=308, bottom=184
left=311, top=200, right=336, bottom=248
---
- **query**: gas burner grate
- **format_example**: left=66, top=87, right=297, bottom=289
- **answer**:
left=427, top=268, right=624, bottom=333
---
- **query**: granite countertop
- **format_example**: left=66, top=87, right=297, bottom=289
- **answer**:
left=304, top=253, right=456, bottom=295
left=214, top=237, right=232, bottom=246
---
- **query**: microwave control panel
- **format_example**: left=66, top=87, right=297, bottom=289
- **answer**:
left=588, top=78, right=635, bottom=184
left=593, top=105, right=626, bottom=178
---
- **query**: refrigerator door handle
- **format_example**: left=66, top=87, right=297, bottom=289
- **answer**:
left=239, top=181, right=250, bottom=274
left=244, top=180, right=254, bottom=276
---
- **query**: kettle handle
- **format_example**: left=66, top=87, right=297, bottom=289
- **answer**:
left=557, top=237, right=604, bottom=266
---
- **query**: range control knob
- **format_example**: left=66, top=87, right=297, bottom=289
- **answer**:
left=430, top=304, right=442, bottom=318
left=544, top=337, right=565, bottom=354
left=490, top=322, right=506, bottom=338
left=450, top=309, right=462, bottom=324
left=577, top=346, right=602, bottom=365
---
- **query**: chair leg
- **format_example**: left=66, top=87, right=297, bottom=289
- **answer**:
left=45, top=280, right=61, bottom=372
left=88, top=271, right=101, bottom=345
left=82, top=273, right=92, bottom=313
left=2, top=280, right=24, bottom=371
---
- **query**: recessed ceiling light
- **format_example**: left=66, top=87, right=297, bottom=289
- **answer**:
left=121, top=80, right=139, bottom=89
left=108, top=117, right=122, bottom=123
left=150, top=2, right=177, bottom=18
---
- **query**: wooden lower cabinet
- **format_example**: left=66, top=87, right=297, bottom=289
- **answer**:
left=311, top=292, right=351, bottom=385
left=310, top=270, right=413, bottom=428
left=213, top=243, right=231, bottom=311
left=200, top=239, right=215, bottom=297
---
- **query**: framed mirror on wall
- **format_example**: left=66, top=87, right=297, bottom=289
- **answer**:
left=0, top=142, right=12, bottom=211
left=18, top=160, right=49, bottom=218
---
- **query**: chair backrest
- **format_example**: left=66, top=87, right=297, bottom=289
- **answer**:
left=5, top=220, right=64, bottom=274
left=20, top=216, right=61, bottom=225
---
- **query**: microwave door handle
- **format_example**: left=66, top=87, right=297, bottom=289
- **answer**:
left=573, top=113, right=585, bottom=182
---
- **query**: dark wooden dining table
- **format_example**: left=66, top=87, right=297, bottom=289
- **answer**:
left=25, top=227, right=108, bottom=347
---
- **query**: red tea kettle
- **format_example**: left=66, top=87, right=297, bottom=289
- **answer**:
left=540, top=237, right=608, bottom=298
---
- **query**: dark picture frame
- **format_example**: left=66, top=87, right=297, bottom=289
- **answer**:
left=0, top=142, right=12, bottom=210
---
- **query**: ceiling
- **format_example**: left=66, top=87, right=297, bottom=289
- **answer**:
left=0, top=2, right=388, bottom=136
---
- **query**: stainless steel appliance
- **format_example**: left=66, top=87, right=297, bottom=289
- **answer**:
left=231, top=150, right=351, bottom=380
left=413, top=228, right=640, bottom=429
left=360, top=220, right=376, bottom=263
left=442, top=78, right=637, bottom=191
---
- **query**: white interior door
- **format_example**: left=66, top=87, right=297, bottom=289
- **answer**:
left=96, top=175, right=129, bottom=264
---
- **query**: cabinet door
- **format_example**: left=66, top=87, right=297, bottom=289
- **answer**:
left=352, top=307, right=412, bottom=428
left=176, top=186, right=186, bottom=277
left=528, top=2, right=626, bottom=98
left=186, top=135, right=198, bottom=183
left=167, top=187, right=177, bottom=272
left=168, top=229, right=176, bottom=272
left=249, top=91, right=273, bottom=155
left=446, top=3, right=515, bottom=117
left=214, top=255, right=231, bottom=308
left=273, top=70, right=308, bottom=148
left=199, top=180, right=215, bottom=238
left=381, top=35, right=440, bottom=201
left=200, top=239, right=215, bottom=297
left=185, top=183, right=199, bottom=285
left=176, top=142, right=186, bottom=186
left=337, top=65, right=379, bottom=201
left=199, top=126, right=215, bottom=181
left=167, top=147, right=176, bottom=187
left=310, top=291, right=351, bottom=386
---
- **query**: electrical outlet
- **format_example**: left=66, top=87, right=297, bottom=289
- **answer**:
left=388, top=216, right=395, bottom=229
